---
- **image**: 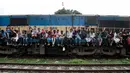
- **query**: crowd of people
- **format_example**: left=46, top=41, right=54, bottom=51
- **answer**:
left=0, top=26, right=130, bottom=48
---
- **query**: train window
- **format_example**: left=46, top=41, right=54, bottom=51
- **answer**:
left=87, top=16, right=97, bottom=24
left=85, top=16, right=97, bottom=26
left=99, top=20, right=130, bottom=28
left=10, top=18, right=28, bottom=26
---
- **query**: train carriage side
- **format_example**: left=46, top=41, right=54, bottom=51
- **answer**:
left=98, top=16, right=130, bottom=56
left=0, top=16, right=10, bottom=30
left=98, top=16, right=130, bottom=29
left=0, top=16, right=16, bottom=54
left=41, top=15, right=85, bottom=55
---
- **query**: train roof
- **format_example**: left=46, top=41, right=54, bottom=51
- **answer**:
left=0, top=14, right=129, bottom=17
left=0, top=14, right=130, bottom=21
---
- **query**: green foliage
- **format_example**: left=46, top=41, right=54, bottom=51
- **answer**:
left=68, top=59, right=87, bottom=64
left=1, top=57, right=130, bottom=64
left=55, top=8, right=82, bottom=14
left=121, top=58, right=130, bottom=64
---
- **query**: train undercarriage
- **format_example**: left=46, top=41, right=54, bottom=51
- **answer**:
left=0, top=43, right=129, bottom=57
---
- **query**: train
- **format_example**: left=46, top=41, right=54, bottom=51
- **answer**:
left=0, top=14, right=130, bottom=57
left=0, top=15, right=129, bottom=31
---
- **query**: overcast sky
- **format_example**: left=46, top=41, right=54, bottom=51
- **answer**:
left=0, top=0, right=129, bottom=16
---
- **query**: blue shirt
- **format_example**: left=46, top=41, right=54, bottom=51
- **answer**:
left=2, top=32, right=6, bottom=37
left=6, top=29, right=11, bottom=33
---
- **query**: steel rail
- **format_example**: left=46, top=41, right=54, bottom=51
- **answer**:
left=0, top=63, right=130, bottom=72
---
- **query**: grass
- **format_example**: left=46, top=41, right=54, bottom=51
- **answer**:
left=0, top=57, right=130, bottom=64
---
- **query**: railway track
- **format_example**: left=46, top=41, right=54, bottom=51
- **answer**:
left=0, top=63, right=130, bottom=73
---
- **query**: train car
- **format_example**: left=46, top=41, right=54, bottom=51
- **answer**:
left=0, top=15, right=130, bottom=57
left=28, top=15, right=88, bottom=32
left=97, top=16, right=130, bottom=56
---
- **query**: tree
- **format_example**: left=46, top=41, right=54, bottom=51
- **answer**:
left=54, top=8, right=82, bottom=14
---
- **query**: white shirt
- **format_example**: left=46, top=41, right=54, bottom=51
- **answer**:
left=67, top=31, right=73, bottom=38
left=113, top=32, right=120, bottom=43
left=45, top=33, right=48, bottom=38
left=14, top=34, right=19, bottom=42
left=90, top=32, right=95, bottom=38
left=32, top=29, right=38, bottom=35
left=56, top=32, right=61, bottom=37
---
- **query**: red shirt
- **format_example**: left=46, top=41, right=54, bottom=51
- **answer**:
left=48, top=31, right=52, bottom=38
left=52, top=32, right=56, bottom=38
left=41, top=30, right=45, bottom=34
left=127, top=37, right=130, bottom=45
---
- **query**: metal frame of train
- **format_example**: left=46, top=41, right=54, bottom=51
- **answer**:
left=0, top=15, right=130, bottom=56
